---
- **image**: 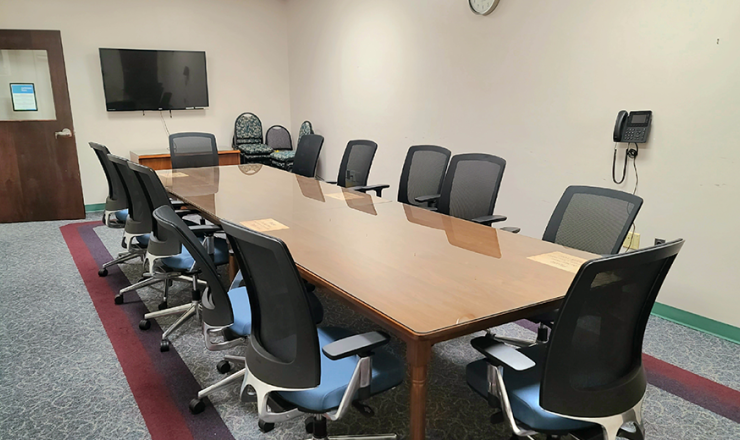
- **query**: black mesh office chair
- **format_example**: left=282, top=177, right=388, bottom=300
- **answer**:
left=292, top=134, right=324, bottom=178
left=417, top=153, right=509, bottom=226
left=222, top=220, right=404, bottom=439
left=360, top=145, right=451, bottom=203
left=90, top=142, right=128, bottom=227
left=169, top=132, right=219, bottom=169
left=266, top=125, right=295, bottom=170
left=325, top=140, right=379, bottom=189
left=466, top=239, right=684, bottom=440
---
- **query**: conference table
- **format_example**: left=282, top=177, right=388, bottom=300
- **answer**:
left=158, top=164, right=596, bottom=440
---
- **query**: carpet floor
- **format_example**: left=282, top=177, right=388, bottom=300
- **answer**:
left=0, top=216, right=738, bottom=439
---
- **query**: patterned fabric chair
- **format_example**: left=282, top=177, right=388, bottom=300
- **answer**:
left=269, top=120, right=313, bottom=170
left=265, top=125, right=294, bottom=171
left=232, top=112, right=273, bottom=164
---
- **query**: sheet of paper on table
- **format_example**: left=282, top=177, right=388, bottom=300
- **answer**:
left=528, top=251, right=587, bottom=274
left=325, top=192, right=366, bottom=201
left=240, top=218, right=289, bottom=232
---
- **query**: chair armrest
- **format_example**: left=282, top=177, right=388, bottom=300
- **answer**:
left=171, top=200, right=186, bottom=207
left=325, top=180, right=338, bottom=185
left=471, top=215, right=507, bottom=226
left=188, top=225, right=222, bottom=235
left=175, top=209, right=198, bottom=217
left=353, top=184, right=390, bottom=197
left=322, top=331, right=390, bottom=360
left=414, top=194, right=441, bottom=206
left=470, top=337, right=535, bottom=371
left=500, top=226, right=521, bottom=234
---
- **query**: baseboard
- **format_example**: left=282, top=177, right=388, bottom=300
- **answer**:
left=652, top=302, right=740, bottom=345
left=84, top=203, right=106, bottom=213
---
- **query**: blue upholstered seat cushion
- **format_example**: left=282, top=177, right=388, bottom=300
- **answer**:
left=269, top=150, right=296, bottom=162
left=227, top=286, right=251, bottom=336
left=236, top=143, right=273, bottom=155
left=135, top=234, right=150, bottom=246
left=277, top=326, right=405, bottom=413
left=114, top=209, right=128, bottom=222
left=160, top=237, right=230, bottom=271
left=466, top=344, right=594, bottom=432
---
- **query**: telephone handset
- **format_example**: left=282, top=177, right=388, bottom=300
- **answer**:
left=613, top=110, right=652, bottom=143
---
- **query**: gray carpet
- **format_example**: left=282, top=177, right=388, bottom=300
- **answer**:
left=0, top=216, right=738, bottom=439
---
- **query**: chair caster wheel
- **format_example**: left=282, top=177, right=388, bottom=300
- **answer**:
left=102, top=214, right=106, bottom=225
left=166, top=279, right=173, bottom=287
left=189, top=398, right=206, bottom=414
left=114, top=295, right=124, bottom=305
left=98, top=268, right=108, bottom=277
left=305, top=417, right=314, bottom=433
left=160, top=339, right=170, bottom=352
left=158, top=301, right=168, bottom=311
left=216, top=360, right=231, bottom=374
left=258, top=420, right=274, bottom=433
left=139, top=319, right=151, bottom=330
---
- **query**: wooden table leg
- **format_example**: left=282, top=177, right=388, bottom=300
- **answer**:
left=407, top=340, right=432, bottom=440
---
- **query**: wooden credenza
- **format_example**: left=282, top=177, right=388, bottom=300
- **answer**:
left=130, top=148, right=240, bottom=170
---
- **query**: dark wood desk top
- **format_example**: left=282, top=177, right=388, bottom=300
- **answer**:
left=160, top=165, right=597, bottom=341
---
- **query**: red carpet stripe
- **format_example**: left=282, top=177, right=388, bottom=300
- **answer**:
left=61, top=222, right=194, bottom=440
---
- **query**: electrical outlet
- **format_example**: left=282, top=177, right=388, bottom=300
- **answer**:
left=623, top=231, right=640, bottom=250
left=655, top=238, right=666, bottom=245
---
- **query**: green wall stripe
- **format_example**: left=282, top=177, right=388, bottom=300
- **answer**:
left=84, top=203, right=106, bottom=213
left=652, top=302, right=740, bottom=345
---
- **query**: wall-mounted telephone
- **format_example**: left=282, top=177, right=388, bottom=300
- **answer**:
left=613, top=110, right=652, bottom=143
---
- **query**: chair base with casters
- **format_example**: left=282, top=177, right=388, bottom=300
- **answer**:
left=98, top=231, right=149, bottom=279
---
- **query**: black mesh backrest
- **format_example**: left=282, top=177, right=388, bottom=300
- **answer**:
left=543, top=186, right=644, bottom=255
left=89, top=142, right=127, bottom=211
left=265, top=125, right=293, bottom=151
left=153, top=206, right=233, bottom=327
left=222, top=220, right=320, bottom=389
left=398, top=145, right=451, bottom=206
left=337, top=140, right=378, bottom=188
left=128, top=162, right=180, bottom=256
left=292, top=134, right=324, bottom=178
left=437, top=153, right=506, bottom=221
left=541, top=239, right=684, bottom=418
left=169, top=132, right=218, bottom=169
left=107, top=155, right=152, bottom=231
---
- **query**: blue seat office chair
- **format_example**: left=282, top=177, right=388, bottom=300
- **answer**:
left=232, top=112, right=273, bottom=164
left=151, top=205, right=324, bottom=413
left=416, top=153, right=511, bottom=227
left=169, top=132, right=219, bottom=169
left=90, top=142, right=128, bottom=227
left=466, top=239, right=684, bottom=440
left=359, top=145, right=451, bottom=203
left=221, top=219, right=404, bottom=439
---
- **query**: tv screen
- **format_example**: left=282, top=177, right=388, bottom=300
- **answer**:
left=99, top=48, right=209, bottom=111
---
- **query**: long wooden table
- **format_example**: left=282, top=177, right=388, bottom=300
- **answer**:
left=158, top=164, right=596, bottom=440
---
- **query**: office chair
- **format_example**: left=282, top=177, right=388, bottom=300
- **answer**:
left=151, top=205, right=324, bottom=413
left=89, top=142, right=128, bottom=227
left=360, top=145, right=451, bottom=203
left=97, top=155, right=153, bottom=281
left=169, top=132, right=219, bottom=169
left=292, top=134, right=325, bottom=178
left=494, top=186, right=644, bottom=345
left=221, top=219, right=404, bottom=439
left=466, top=239, right=684, bottom=440
left=324, top=140, right=384, bottom=195
left=232, top=112, right=273, bottom=164
left=266, top=124, right=294, bottom=170
left=416, top=153, right=509, bottom=227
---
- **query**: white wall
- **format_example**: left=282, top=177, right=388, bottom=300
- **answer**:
left=286, top=0, right=740, bottom=327
left=0, top=0, right=292, bottom=205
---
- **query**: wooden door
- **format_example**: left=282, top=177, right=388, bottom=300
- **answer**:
left=0, top=30, right=84, bottom=222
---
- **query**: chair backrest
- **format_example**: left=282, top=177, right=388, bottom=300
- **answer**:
left=265, top=125, right=293, bottom=151
left=297, top=120, right=313, bottom=145
left=291, top=134, right=324, bottom=178
left=107, top=155, right=152, bottom=232
left=153, top=206, right=233, bottom=327
left=543, top=186, right=644, bottom=255
left=169, top=132, right=219, bottom=169
left=336, top=139, right=378, bottom=188
left=222, top=220, right=321, bottom=390
left=89, top=142, right=127, bottom=211
left=541, top=239, right=684, bottom=418
left=233, top=112, right=263, bottom=146
left=128, top=161, right=180, bottom=256
left=437, top=153, right=506, bottom=221
left=397, top=145, right=451, bottom=206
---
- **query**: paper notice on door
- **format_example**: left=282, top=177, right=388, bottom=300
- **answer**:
left=240, top=218, right=289, bottom=232
left=325, top=192, right=366, bottom=201
left=158, top=170, right=188, bottom=178
left=528, top=252, right=587, bottom=273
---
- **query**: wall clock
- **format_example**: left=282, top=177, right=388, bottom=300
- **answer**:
left=469, top=0, right=500, bottom=16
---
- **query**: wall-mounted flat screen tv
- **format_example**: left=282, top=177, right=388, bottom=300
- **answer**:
left=99, top=48, right=209, bottom=111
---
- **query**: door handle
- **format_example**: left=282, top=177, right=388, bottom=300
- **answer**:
left=55, top=128, right=73, bottom=138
